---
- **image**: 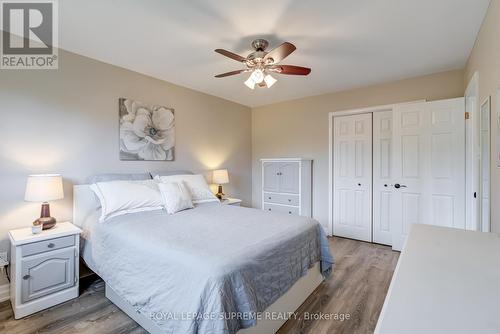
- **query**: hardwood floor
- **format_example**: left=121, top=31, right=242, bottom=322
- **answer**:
left=277, top=238, right=399, bottom=334
left=0, top=237, right=399, bottom=334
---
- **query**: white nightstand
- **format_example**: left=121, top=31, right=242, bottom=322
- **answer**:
left=9, top=222, right=82, bottom=319
left=221, top=198, right=242, bottom=206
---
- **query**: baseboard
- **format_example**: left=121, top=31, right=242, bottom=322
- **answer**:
left=0, top=282, right=9, bottom=302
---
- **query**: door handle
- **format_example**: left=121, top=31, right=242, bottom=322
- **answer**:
left=393, top=183, right=407, bottom=189
left=23, top=275, right=30, bottom=280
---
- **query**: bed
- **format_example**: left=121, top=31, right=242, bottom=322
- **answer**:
left=73, top=184, right=333, bottom=334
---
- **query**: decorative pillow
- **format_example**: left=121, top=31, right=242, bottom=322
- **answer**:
left=90, top=179, right=163, bottom=222
left=155, top=174, right=218, bottom=204
left=158, top=181, right=194, bottom=214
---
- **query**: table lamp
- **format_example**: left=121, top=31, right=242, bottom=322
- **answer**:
left=212, top=169, right=229, bottom=200
left=24, top=174, right=64, bottom=230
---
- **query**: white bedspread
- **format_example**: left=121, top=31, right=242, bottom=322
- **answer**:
left=82, top=203, right=333, bottom=334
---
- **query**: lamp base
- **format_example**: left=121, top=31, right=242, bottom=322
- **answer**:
left=38, top=202, right=57, bottom=229
left=216, top=185, right=225, bottom=200
left=36, top=217, right=57, bottom=230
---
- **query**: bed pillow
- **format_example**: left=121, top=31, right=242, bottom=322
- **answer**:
left=156, top=174, right=218, bottom=204
left=158, top=181, right=194, bottom=214
left=86, top=173, right=151, bottom=184
left=90, top=179, right=163, bottom=222
left=149, top=170, right=193, bottom=178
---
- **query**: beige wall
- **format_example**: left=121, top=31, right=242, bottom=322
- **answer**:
left=465, top=0, right=500, bottom=233
left=252, top=70, right=464, bottom=231
left=0, top=49, right=252, bottom=251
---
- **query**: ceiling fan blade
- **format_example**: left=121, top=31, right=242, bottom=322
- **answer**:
left=272, top=65, right=311, bottom=75
left=214, top=69, right=247, bottom=78
left=264, top=42, right=296, bottom=64
left=214, top=49, right=247, bottom=62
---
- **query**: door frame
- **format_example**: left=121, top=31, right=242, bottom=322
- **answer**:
left=465, top=72, right=480, bottom=231
left=328, top=100, right=425, bottom=236
left=479, top=96, right=491, bottom=232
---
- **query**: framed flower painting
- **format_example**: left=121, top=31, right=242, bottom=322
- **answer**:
left=119, top=98, right=175, bottom=161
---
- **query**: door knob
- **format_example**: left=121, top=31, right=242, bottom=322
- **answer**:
left=393, top=183, right=407, bottom=189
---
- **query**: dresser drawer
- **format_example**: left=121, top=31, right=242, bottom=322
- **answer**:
left=263, top=192, right=300, bottom=206
left=263, top=203, right=300, bottom=216
left=21, top=235, right=75, bottom=257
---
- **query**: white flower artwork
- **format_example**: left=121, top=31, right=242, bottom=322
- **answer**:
left=119, top=98, right=175, bottom=161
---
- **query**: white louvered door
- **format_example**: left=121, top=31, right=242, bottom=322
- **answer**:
left=333, top=113, right=372, bottom=242
left=391, top=98, right=465, bottom=251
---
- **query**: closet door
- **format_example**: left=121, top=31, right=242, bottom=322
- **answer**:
left=373, top=111, right=393, bottom=245
left=391, top=99, right=465, bottom=251
left=333, top=113, right=372, bottom=242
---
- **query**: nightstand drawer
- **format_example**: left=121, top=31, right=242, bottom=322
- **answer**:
left=21, top=235, right=75, bottom=257
left=264, top=203, right=300, bottom=216
left=263, top=192, right=300, bottom=206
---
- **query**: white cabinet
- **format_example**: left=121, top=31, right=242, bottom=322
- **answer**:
left=9, top=222, right=81, bottom=319
left=261, top=159, right=312, bottom=217
left=263, top=162, right=280, bottom=192
left=21, top=247, right=75, bottom=303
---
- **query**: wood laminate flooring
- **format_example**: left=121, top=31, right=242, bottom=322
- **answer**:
left=0, top=237, right=399, bottom=334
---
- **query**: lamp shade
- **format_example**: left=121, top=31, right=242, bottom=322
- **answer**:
left=25, top=174, right=64, bottom=202
left=212, top=169, right=229, bottom=185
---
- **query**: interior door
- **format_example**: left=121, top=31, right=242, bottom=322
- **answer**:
left=392, top=98, right=465, bottom=251
left=373, top=110, right=393, bottom=245
left=333, top=113, right=372, bottom=242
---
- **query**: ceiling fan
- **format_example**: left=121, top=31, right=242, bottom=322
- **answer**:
left=214, top=39, right=311, bottom=89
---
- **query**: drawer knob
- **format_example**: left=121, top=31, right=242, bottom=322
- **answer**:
left=288, top=211, right=292, bottom=214
left=268, top=197, right=271, bottom=200
left=23, top=275, right=30, bottom=280
left=268, top=208, right=272, bottom=211
left=288, top=199, right=291, bottom=202
left=47, top=243, right=55, bottom=248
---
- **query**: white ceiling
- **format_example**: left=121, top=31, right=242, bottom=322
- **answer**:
left=59, top=0, right=490, bottom=107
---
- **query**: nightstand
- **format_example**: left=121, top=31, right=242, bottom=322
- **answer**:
left=221, top=198, right=242, bottom=206
left=9, top=222, right=82, bottom=319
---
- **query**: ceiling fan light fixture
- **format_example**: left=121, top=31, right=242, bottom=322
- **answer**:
left=264, top=74, right=277, bottom=88
left=250, top=69, right=264, bottom=83
left=244, top=76, right=255, bottom=89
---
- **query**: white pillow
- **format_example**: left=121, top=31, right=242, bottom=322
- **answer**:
left=90, top=180, right=163, bottom=222
left=156, top=174, right=218, bottom=204
left=158, top=181, right=194, bottom=214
